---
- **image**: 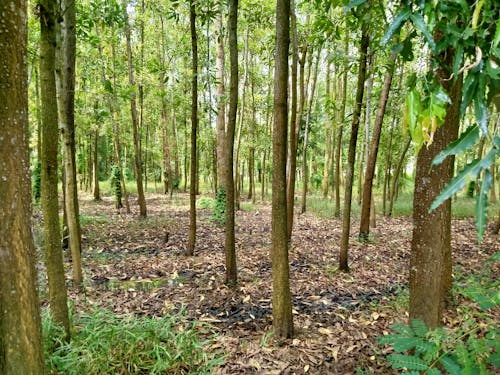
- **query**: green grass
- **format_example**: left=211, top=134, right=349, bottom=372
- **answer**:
left=43, top=308, right=224, bottom=375
left=79, top=214, right=110, bottom=226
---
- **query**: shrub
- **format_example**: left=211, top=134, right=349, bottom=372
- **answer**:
left=212, top=188, right=226, bottom=225
left=43, top=308, right=224, bottom=375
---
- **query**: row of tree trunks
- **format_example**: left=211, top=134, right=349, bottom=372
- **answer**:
left=0, top=0, right=45, bottom=370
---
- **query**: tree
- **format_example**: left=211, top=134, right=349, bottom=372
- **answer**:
left=358, top=52, right=397, bottom=241
left=57, top=0, right=83, bottom=287
left=186, top=0, right=198, bottom=256
left=0, top=1, right=45, bottom=372
left=271, top=0, right=293, bottom=339
left=224, top=0, right=239, bottom=286
left=124, top=2, right=147, bottom=218
left=39, top=0, right=70, bottom=337
left=339, top=23, right=369, bottom=272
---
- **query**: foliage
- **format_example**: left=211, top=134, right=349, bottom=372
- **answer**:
left=32, top=159, right=41, bottom=203
left=42, top=307, right=224, bottom=375
left=212, top=188, right=226, bottom=225
left=110, top=164, right=122, bottom=209
left=379, top=253, right=500, bottom=374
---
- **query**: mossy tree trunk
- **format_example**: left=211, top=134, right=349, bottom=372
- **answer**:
left=39, top=0, right=70, bottom=337
left=0, top=1, right=45, bottom=371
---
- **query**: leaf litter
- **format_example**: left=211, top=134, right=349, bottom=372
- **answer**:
left=48, top=192, right=498, bottom=374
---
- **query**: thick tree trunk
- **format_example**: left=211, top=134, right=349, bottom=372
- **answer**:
left=187, top=0, right=198, bottom=256
left=339, top=27, right=369, bottom=272
left=39, top=0, right=70, bottom=336
left=0, top=1, right=45, bottom=371
left=359, top=53, right=397, bottom=241
left=57, top=0, right=83, bottom=286
left=272, top=0, right=293, bottom=339
left=124, top=7, right=147, bottom=217
left=225, top=0, right=238, bottom=286
left=409, top=64, right=463, bottom=329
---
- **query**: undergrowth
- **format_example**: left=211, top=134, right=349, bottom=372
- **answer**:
left=378, top=252, right=500, bottom=374
left=43, top=308, right=224, bottom=375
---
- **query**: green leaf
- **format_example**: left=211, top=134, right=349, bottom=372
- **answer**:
left=476, top=170, right=493, bottom=243
left=344, top=0, right=368, bottom=13
left=494, top=18, right=500, bottom=48
left=439, top=355, right=461, bottom=375
left=426, top=368, right=443, bottom=375
left=460, top=72, right=478, bottom=116
left=432, top=125, right=480, bottom=166
left=410, top=13, right=436, bottom=51
left=103, top=79, right=113, bottom=94
left=393, top=337, right=422, bottom=352
left=387, top=354, right=428, bottom=370
left=410, top=319, right=428, bottom=338
left=381, top=8, right=411, bottom=46
left=474, top=98, right=488, bottom=136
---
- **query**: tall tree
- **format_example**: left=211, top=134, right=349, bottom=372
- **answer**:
left=186, top=0, right=198, bottom=256
left=358, top=53, right=397, bottom=241
left=225, top=0, right=238, bottom=286
left=0, top=1, right=45, bottom=371
left=215, top=9, right=226, bottom=191
left=57, top=0, right=83, bottom=287
left=124, top=2, right=147, bottom=217
left=272, top=0, right=293, bottom=339
left=339, top=24, right=369, bottom=272
left=39, top=0, right=70, bottom=337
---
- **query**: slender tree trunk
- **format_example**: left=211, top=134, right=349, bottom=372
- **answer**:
left=225, top=0, right=238, bottom=286
left=334, top=34, right=349, bottom=217
left=359, top=53, right=397, bottom=241
left=216, top=10, right=226, bottom=190
left=301, top=48, right=321, bottom=214
left=389, top=137, right=411, bottom=216
left=39, top=0, right=70, bottom=337
left=57, top=0, right=83, bottom=286
left=272, top=0, right=293, bottom=339
left=287, top=44, right=307, bottom=238
left=0, top=1, right=45, bottom=370
left=409, top=53, right=463, bottom=329
left=124, top=6, right=147, bottom=217
left=187, top=0, right=198, bottom=256
left=339, top=27, right=369, bottom=272
left=322, top=63, right=332, bottom=198
left=92, top=128, right=100, bottom=200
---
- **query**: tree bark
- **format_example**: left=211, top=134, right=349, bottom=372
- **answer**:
left=39, top=0, right=70, bottom=337
left=215, top=10, right=226, bottom=190
left=272, top=0, right=293, bottom=339
left=389, top=137, right=411, bottom=216
left=409, top=59, right=463, bottom=329
left=0, top=1, right=45, bottom=370
left=92, top=127, right=100, bottom=200
left=339, top=26, right=369, bottom=272
left=359, top=53, right=397, bottom=241
left=322, top=62, right=332, bottom=198
left=187, top=0, right=198, bottom=256
left=225, top=0, right=238, bottom=286
left=57, top=0, right=83, bottom=286
left=124, top=4, right=147, bottom=217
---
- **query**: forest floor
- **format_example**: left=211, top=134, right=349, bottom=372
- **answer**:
left=45, top=192, right=499, bottom=374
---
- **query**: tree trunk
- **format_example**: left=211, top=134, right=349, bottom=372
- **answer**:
left=92, top=128, right=100, bottom=200
left=359, top=53, right=397, bottom=241
left=0, top=1, right=45, bottom=370
left=124, top=5, right=147, bottom=217
left=39, top=0, right=70, bottom=337
left=409, top=59, right=463, bottom=329
left=389, top=137, right=411, bottom=216
left=187, top=0, right=198, bottom=256
left=334, top=34, right=349, bottom=218
left=339, top=26, right=369, bottom=272
left=272, top=0, right=293, bottom=339
left=301, top=48, right=321, bottom=214
left=215, top=10, right=226, bottom=191
left=322, top=62, right=332, bottom=198
left=225, top=0, right=238, bottom=286
left=57, top=0, right=83, bottom=286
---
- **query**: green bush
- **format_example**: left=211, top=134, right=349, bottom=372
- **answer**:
left=378, top=253, right=500, bottom=374
left=110, top=165, right=122, bottom=209
left=212, top=188, right=226, bottom=225
left=43, top=308, right=224, bottom=375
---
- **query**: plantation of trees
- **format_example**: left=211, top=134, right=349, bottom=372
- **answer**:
left=1, top=0, right=499, bottom=373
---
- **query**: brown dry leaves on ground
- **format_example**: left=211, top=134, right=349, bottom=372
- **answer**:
left=61, top=192, right=498, bottom=374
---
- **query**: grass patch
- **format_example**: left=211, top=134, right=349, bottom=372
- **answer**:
left=43, top=307, right=224, bottom=375
left=80, top=214, right=110, bottom=226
